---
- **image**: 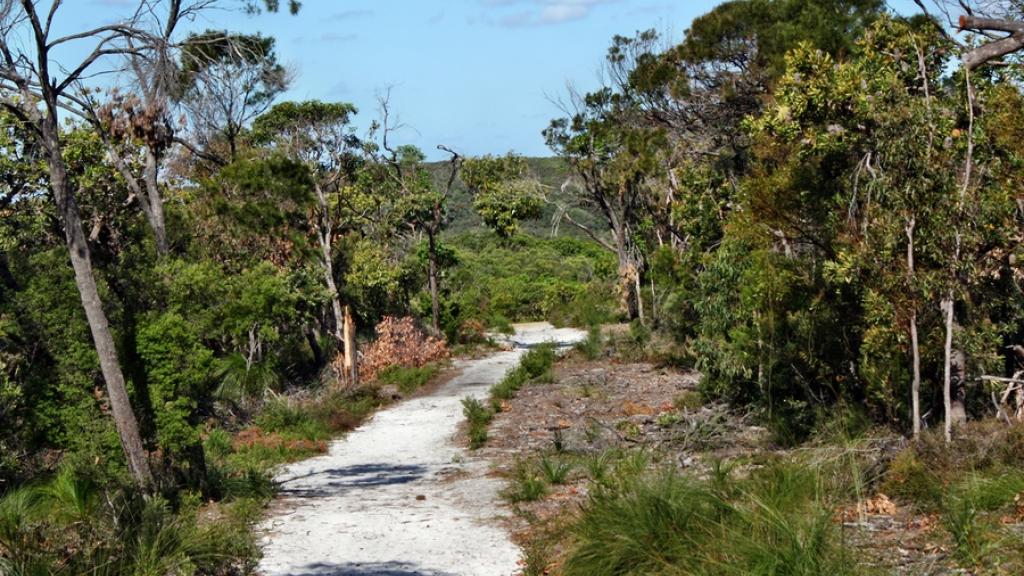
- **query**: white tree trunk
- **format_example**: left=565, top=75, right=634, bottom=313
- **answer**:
left=941, top=296, right=955, bottom=443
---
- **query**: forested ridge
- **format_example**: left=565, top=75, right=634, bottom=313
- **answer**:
left=1, top=0, right=1023, bottom=574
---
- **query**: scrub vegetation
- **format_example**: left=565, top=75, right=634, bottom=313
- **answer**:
left=3, top=0, right=1024, bottom=574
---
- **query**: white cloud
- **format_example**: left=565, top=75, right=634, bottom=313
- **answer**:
left=483, top=0, right=615, bottom=27
left=539, top=3, right=589, bottom=23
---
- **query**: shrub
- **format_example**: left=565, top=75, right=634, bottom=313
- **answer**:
left=563, top=460, right=864, bottom=576
left=521, top=344, right=555, bottom=378
left=376, top=363, right=441, bottom=394
left=462, top=397, right=494, bottom=449
left=539, top=456, right=574, bottom=485
left=503, top=460, right=549, bottom=503
left=354, top=316, right=448, bottom=382
left=575, top=325, right=603, bottom=360
left=942, top=494, right=995, bottom=570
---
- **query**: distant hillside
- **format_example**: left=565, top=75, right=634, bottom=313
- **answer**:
left=424, top=156, right=605, bottom=240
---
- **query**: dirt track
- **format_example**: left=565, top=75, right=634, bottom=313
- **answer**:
left=257, top=323, right=584, bottom=576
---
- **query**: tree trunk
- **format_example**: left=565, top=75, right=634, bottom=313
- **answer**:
left=315, top=184, right=345, bottom=343
left=46, top=140, right=152, bottom=487
left=941, top=296, right=955, bottom=443
left=906, top=218, right=921, bottom=439
left=634, top=270, right=645, bottom=325
left=343, top=305, right=358, bottom=386
left=104, top=143, right=169, bottom=257
left=142, top=148, right=169, bottom=256
left=305, top=328, right=324, bottom=368
left=427, top=230, right=441, bottom=333
left=617, top=256, right=640, bottom=321
left=613, top=223, right=640, bottom=321
left=910, top=313, right=922, bottom=438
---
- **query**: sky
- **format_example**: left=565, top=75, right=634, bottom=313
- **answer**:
left=60, top=0, right=925, bottom=160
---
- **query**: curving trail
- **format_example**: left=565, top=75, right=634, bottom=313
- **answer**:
left=257, top=323, right=584, bottom=576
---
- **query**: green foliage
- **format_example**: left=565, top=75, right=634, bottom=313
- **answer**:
left=138, top=312, right=214, bottom=456
left=440, top=232, right=617, bottom=339
left=376, top=363, right=441, bottom=394
left=461, top=153, right=544, bottom=238
left=503, top=459, right=549, bottom=503
left=462, top=397, right=493, bottom=449
left=538, top=455, right=574, bottom=485
left=575, top=325, right=604, bottom=360
left=680, top=0, right=884, bottom=79
left=0, top=467, right=258, bottom=576
left=563, top=460, right=863, bottom=576
left=520, top=344, right=555, bottom=377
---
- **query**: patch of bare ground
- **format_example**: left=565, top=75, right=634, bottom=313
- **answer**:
left=472, top=353, right=1024, bottom=575
left=473, top=356, right=773, bottom=573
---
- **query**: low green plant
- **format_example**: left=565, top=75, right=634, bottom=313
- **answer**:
left=656, top=412, right=680, bottom=427
left=462, top=397, right=494, bottom=449
left=942, top=494, right=994, bottom=570
left=377, top=363, right=441, bottom=394
left=504, top=460, right=549, bottom=503
left=575, top=325, right=603, bottom=360
left=674, top=390, right=704, bottom=411
left=539, top=456, right=574, bottom=485
left=582, top=450, right=616, bottom=483
left=521, top=344, right=555, bottom=377
left=952, top=471, right=1024, bottom=512
left=0, top=468, right=259, bottom=576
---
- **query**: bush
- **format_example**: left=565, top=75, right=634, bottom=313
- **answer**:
left=462, top=397, right=494, bottom=450
left=520, top=344, right=555, bottom=378
left=503, top=459, right=549, bottom=503
left=376, top=363, right=441, bottom=394
left=0, top=466, right=259, bottom=576
left=575, top=325, right=603, bottom=360
left=539, top=456, right=574, bottom=485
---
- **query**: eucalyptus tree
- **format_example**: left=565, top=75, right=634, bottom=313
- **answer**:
left=178, top=30, right=290, bottom=161
left=911, top=0, right=1024, bottom=440
left=461, top=152, right=544, bottom=239
left=252, top=100, right=362, bottom=378
left=0, top=0, right=297, bottom=488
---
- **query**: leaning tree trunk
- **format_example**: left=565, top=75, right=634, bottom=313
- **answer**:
left=46, top=140, right=152, bottom=487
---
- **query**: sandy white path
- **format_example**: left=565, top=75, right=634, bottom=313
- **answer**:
left=257, top=323, right=585, bottom=576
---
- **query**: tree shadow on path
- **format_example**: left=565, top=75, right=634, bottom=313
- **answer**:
left=279, top=463, right=428, bottom=498
left=284, top=560, right=456, bottom=575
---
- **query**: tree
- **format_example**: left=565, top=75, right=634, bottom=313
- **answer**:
left=0, top=0, right=300, bottom=488
left=914, top=1, right=1024, bottom=69
left=178, top=30, right=290, bottom=161
left=461, top=153, right=544, bottom=239
left=252, top=100, right=362, bottom=380
left=0, top=0, right=181, bottom=487
left=545, top=86, right=665, bottom=321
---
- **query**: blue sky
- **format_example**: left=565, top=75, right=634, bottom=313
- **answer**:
left=64, top=0, right=923, bottom=160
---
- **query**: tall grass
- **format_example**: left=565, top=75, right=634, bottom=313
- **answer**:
left=563, top=459, right=864, bottom=576
left=0, top=467, right=257, bottom=576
